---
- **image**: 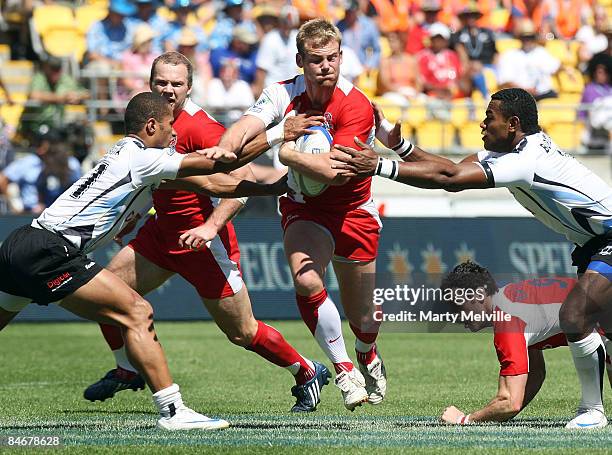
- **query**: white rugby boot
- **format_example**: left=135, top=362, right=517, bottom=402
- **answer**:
left=358, top=354, right=387, bottom=405
left=157, top=405, right=230, bottom=431
left=565, top=409, right=608, bottom=429
left=335, top=368, right=368, bottom=411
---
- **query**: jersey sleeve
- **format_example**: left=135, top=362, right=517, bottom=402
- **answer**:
left=130, top=147, right=185, bottom=186
left=493, top=315, right=530, bottom=376
left=333, top=92, right=374, bottom=147
left=244, top=84, right=284, bottom=127
left=479, top=151, right=535, bottom=188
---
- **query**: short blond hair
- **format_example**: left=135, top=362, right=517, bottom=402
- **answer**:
left=296, top=19, right=342, bottom=56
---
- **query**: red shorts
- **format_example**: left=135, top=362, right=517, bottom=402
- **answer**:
left=279, top=197, right=382, bottom=262
left=129, top=217, right=243, bottom=299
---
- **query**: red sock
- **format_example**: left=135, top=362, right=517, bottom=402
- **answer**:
left=333, top=362, right=354, bottom=374
left=246, top=320, right=315, bottom=384
left=295, top=289, right=327, bottom=334
left=350, top=322, right=379, bottom=365
left=100, top=323, right=124, bottom=350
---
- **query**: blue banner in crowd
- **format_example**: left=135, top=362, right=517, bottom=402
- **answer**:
left=0, top=216, right=574, bottom=321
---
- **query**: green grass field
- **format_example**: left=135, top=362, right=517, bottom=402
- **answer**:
left=1, top=321, right=612, bottom=453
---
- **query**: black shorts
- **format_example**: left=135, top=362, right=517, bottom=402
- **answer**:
left=0, top=225, right=103, bottom=304
left=571, top=236, right=612, bottom=274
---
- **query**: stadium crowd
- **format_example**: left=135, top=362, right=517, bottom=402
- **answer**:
left=0, top=0, right=610, bottom=213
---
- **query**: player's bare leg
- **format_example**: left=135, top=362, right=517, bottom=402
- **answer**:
left=560, top=271, right=610, bottom=429
left=61, top=268, right=228, bottom=430
left=333, top=259, right=387, bottom=405
left=0, top=292, right=28, bottom=330
left=202, top=286, right=329, bottom=412
left=84, top=247, right=175, bottom=402
left=284, top=220, right=367, bottom=410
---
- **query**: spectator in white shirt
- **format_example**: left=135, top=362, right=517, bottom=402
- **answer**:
left=205, top=58, right=254, bottom=126
left=497, top=19, right=560, bottom=101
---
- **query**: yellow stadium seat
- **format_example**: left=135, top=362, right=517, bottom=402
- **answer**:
left=557, top=67, right=585, bottom=94
left=496, top=38, right=521, bottom=54
left=545, top=122, right=584, bottom=152
left=489, top=8, right=510, bottom=31
left=404, top=100, right=428, bottom=128
left=356, top=69, right=378, bottom=99
left=372, top=96, right=404, bottom=123
left=75, top=5, right=108, bottom=34
left=545, top=40, right=577, bottom=67
left=32, top=4, right=75, bottom=36
left=380, top=36, right=391, bottom=59
left=0, top=104, right=24, bottom=131
left=450, top=100, right=472, bottom=128
left=482, top=66, right=497, bottom=93
left=458, top=120, right=484, bottom=150
left=42, top=26, right=87, bottom=62
left=414, top=120, right=454, bottom=151
left=538, top=98, right=577, bottom=128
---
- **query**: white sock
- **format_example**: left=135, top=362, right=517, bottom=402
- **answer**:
left=568, top=332, right=605, bottom=413
left=313, top=295, right=352, bottom=365
left=152, top=383, right=184, bottom=417
left=284, top=359, right=315, bottom=376
left=113, top=347, right=138, bottom=373
left=355, top=338, right=375, bottom=354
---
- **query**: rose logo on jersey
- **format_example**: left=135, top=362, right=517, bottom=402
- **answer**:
left=386, top=243, right=413, bottom=284
left=323, top=112, right=333, bottom=130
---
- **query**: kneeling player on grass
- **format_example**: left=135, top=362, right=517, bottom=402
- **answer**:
left=331, top=88, right=611, bottom=429
left=439, top=262, right=610, bottom=428
left=0, top=92, right=286, bottom=430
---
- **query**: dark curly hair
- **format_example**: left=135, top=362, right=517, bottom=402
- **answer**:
left=441, top=261, right=498, bottom=298
left=491, top=88, right=541, bottom=135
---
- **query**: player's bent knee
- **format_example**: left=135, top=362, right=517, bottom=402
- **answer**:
left=293, top=269, right=325, bottom=296
left=559, top=298, right=587, bottom=338
left=224, top=320, right=258, bottom=347
left=122, top=294, right=155, bottom=330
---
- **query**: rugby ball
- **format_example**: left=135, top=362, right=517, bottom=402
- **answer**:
left=288, top=126, right=332, bottom=197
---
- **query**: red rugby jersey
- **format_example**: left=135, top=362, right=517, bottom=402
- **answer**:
left=492, top=277, right=576, bottom=376
left=152, top=99, right=226, bottom=231
left=245, top=75, right=375, bottom=211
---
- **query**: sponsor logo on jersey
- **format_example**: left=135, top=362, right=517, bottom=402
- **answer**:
left=47, top=272, right=72, bottom=291
left=85, top=262, right=96, bottom=270
left=598, top=246, right=612, bottom=256
left=323, top=112, right=333, bottom=130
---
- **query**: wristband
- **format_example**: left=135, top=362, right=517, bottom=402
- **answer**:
left=376, top=118, right=395, bottom=146
left=375, top=157, right=399, bottom=180
left=457, top=414, right=471, bottom=425
left=266, top=121, right=285, bottom=148
left=392, top=138, right=414, bottom=159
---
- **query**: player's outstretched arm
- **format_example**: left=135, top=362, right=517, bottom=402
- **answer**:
left=279, top=141, right=349, bottom=186
left=441, top=373, right=529, bottom=424
left=160, top=172, right=287, bottom=198
left=331, top=138, right=491, bottom=192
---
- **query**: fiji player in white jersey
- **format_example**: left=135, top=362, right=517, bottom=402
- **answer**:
left=0, top=92, right=283, bottom=430
left=331, top=88, right=612, bottom=429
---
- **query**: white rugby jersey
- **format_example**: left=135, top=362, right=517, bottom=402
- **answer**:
left=34, top=136, right=184, bottom=254
left=478, top=132, right=612, bottom=245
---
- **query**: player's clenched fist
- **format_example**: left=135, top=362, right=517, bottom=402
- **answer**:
left=441, top=405, right=468, bottom=424
left=178, top=224, right=217, bottom=250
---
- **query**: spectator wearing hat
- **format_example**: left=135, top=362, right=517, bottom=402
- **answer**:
left=208, top=0, right=257, bottom=50
left=405, top=0, right=445, bottom=55
left=253, top=4, right=279, bottom=36
left=210, top=25, right=258, bottom=87
left=253, top=5, right=299, bottom=97
left=0, top=127, right=81, bottom=214
left=128, top=0, right=168, bottom=53
left=416, top=22, right=469, bottom=100
left=86, top=0, right=136, bottom=67
left=19, top=57, right=89, bottom=141
left=176, top=28, right=213, bottom=107
left=119, top=24, right=157, bottom=100
left=162, top=0, right=209, bottom=52
left=450, top=2, right=497, bottom=98
left=205, top=58, right=254, bottom=125
left=497, top=19, right=560, bottom=101
left=337, top=0, right=381, bottom=71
